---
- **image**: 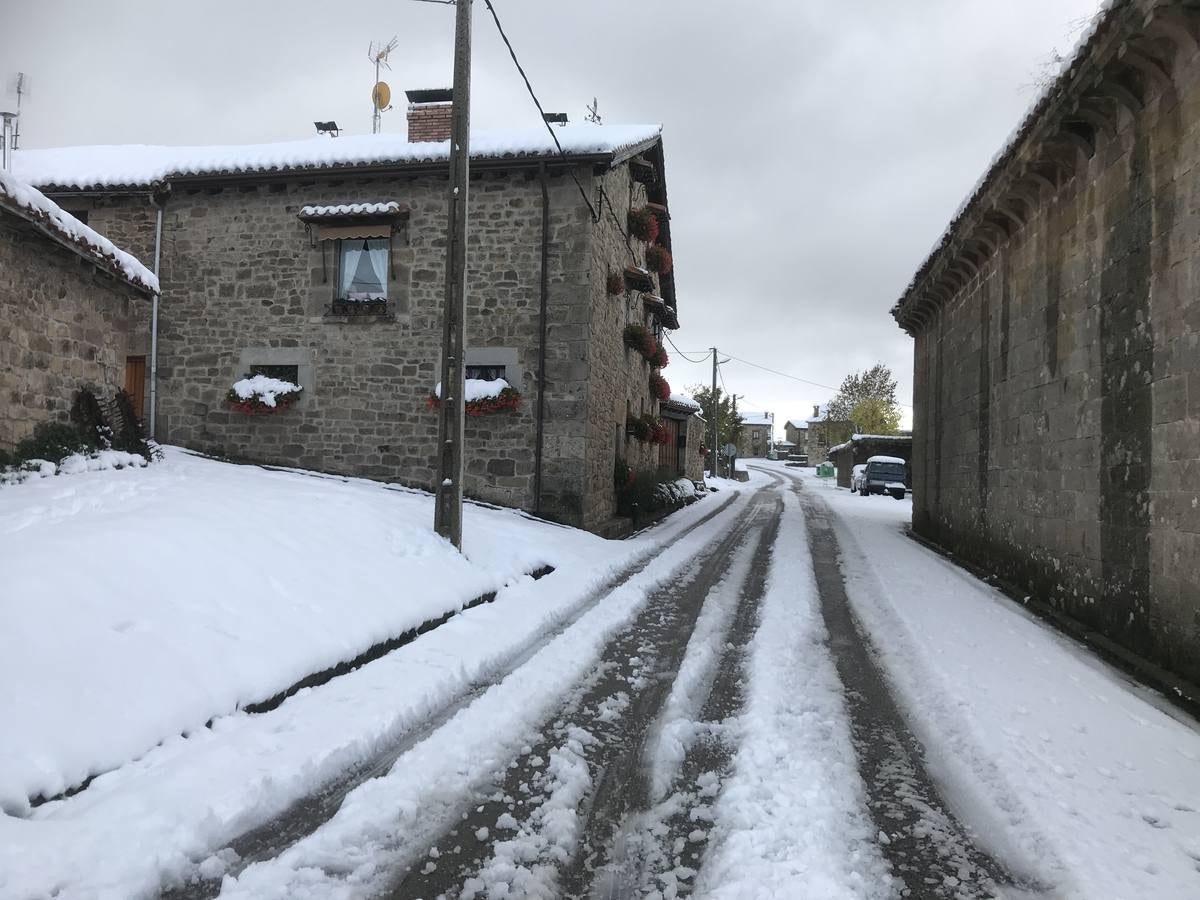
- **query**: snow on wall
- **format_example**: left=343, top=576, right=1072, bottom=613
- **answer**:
left=13, top=124, right=663, bottom=191
left=0, top=168, right=158, bottom=293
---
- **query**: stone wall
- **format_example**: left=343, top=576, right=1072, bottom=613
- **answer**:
left=584, top=166, right=667, bottom=531
left=910, top=41, right=1200, bottom=681
left=115, top=168, right=596, bottom=521
left=0, top=211, right=149, bottom=450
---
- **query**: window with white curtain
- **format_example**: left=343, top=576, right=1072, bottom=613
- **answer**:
left=337, top=238, right=389, bottom=300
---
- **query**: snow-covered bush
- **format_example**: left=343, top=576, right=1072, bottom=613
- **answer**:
left=227, top=374, right=303, bottom=414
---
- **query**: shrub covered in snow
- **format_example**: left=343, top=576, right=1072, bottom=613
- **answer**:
left=227, top=374, right=303, bottom=414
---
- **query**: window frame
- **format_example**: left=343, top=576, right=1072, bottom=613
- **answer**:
left=334, top=237, right=391, bottom=302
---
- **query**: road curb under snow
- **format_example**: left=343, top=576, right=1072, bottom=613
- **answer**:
left=904, top=528, right=1200, bottom=721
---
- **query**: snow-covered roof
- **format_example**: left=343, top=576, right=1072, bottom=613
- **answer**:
left=14, top=124, right=663, bottom=191
left=664, top=392, right=702, bottom=414
left=739, top=411, right=773, bottom=427
left=851, top=433, right=912, bottom=442
left=868, top=455, right=907, bottom=465
left=784, top=420, right=808, bottom=430
left=298, top=202, right=405, bottom=219
left=0, top=168, right=158, bottom=294
left=806, top=404, right=829, bottom=424
left=893, top=1, right=1119, bottom=327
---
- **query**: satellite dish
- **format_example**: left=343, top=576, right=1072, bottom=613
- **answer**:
left=372, top=81, right=391, bottom=110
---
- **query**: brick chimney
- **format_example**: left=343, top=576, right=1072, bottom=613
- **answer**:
left=405, top=88, right=454, bottom=143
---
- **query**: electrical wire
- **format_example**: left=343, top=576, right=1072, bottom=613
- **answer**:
left=662, top=333, right=711, bottom=365
left=481, top=0, right=599, bottom=223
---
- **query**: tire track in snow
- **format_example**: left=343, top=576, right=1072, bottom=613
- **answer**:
left=379, top=477, right=785, bottom=900
left=792, top=475, right=1035, bottom=899
left=161, top=490, right=744, bottom=900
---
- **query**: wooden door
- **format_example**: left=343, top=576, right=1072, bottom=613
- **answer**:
left=658, top=417, right=682, bottom=475
left=124, top=356, right=146, bottom=421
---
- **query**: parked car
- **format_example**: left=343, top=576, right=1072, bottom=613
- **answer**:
left=859, top=455, right=908, bottom=500
left=850, top=463, right=867, bottom=493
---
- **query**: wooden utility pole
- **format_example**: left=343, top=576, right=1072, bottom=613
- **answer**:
left=434, top=0, right=473, bottom=549
left=710, top=347, right=719, bottom=479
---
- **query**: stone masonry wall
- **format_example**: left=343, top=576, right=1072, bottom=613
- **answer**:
left=0, top=212, right=148, bottom=450
left=130, top=168, right=593, bottom=522
left=911, top=47, right=1200, bottom=681
left=584, top=165, right=667, bottom=531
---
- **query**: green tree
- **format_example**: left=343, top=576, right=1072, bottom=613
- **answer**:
left=827, top=364, right=900, bottom=431
left=688, top=385, right=742, bottom=447
left=850, top=397, right=901, bottom=435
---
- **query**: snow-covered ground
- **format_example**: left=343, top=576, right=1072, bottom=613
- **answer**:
left=0, top=450, right=743, bottom=899
left=777, top=463, right=1200, bottom=900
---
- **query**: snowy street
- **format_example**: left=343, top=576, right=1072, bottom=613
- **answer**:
left=3, top=456, right=1198, bottom=899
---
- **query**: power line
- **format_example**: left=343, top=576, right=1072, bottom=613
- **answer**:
left=677, top=346, right=914, bottom=410
left=662, top=332, right=710, bottom=365
left=481, top=0, right=599, bottom=223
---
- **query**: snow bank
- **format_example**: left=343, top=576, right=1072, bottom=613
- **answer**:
left=1, top=449, right=148, bottom=485
left=0, top=448, right=600, bottom=813
left=14, top=124, right=663, bottom=190
left=0, top=168, right=158, bottom=292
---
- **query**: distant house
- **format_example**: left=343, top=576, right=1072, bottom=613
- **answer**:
left=891, top=0, right=1200, bottom=682
left=0, top=168, right=157, bottom=453
left=737, top=411, right=774, bottom=458
left=16, top=95, right=690, bottom=534
left=783, top=419, right=807, bottom=448
left=805, top=404, right=853, bottom=459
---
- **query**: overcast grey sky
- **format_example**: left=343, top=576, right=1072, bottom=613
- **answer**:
left=1, top=0, right=1102, bottom=433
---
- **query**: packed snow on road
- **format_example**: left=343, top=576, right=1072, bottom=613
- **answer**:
left=1, top=453, right=1197, bottom=900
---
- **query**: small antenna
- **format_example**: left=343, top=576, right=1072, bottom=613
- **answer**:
left=7, top=72, right=26, bottom=150
left=585, top=97, right=602, bottom=125
left=368, top=37, right=399, bottom=134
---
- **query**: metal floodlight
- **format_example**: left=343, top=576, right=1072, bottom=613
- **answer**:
left=314, top=121, right=340, bottom=137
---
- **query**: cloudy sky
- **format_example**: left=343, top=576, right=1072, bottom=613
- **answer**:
left=2, top=0, right=1102, bottom=434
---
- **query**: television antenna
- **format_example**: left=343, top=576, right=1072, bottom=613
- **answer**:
left=368, top=37, right=399, bottom=134
left=7, top=72, right=27, bottom=150
left=585, top=97, right=602, bottom=124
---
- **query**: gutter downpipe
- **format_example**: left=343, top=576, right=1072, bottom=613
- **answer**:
left=534, top=163, right=550, bottom=515
left=149, top=198, right=164, bottom=439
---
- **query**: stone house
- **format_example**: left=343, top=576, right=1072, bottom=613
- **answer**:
left=0, top=168, right=157, bottom=453
left=892, top=0, right=1200, bottom=682
left=804, top=404, right=853, bottom=460
left=736, top=411, right=774, bottom=458
left=17, top=98, right=693, bottom=533
left=783, top=418, right=808, bottom=450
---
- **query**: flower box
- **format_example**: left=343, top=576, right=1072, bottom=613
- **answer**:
left=427, top=378, right=522, bottom=416
left=226, top=374, right=303, bottom=414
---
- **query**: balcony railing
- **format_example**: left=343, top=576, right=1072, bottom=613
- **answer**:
left=325, top=298, right=392, bottom=318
